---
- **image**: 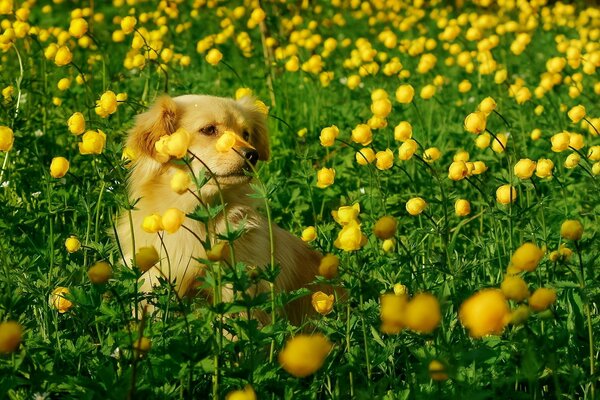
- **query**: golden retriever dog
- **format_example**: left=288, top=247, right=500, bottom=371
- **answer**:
left=116, top=94, right=326, bottom=325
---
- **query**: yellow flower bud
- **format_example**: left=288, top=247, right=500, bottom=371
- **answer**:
left=170, top=169, right=191, bottom=194
left=206, top=48, right=223, bottom=65
left=501, top=275, right=529, bottom=302
left=564, top=153, right=580, bottom=169
left=68, top=17, right=88, bottom=38
left=318, top=254, right=339, bottom=279
left=510, top=242, right=544, bottom=272
left=0, top=125, right=14, bottom=151
left=428, top=360, right=449, bottom=381
left=319, top=125, right=339, bottom=147
left=351, top=124, right=372, bottom=146
left=491, top=133, right=507, bottom=153
left=161, top=208, right=186, bottom=234
left=50, top=156, right=69, bottom=178
left=588, top=146, right=600, bottom=161
left=88, top=261, right=112, bottom=284
left=380, top=292, right=408, bottom=334
left=278, top=334, right=332, bottom=378
left=560, top=220, right=583, bottom=241
left=78, top=130, right=106, bottom=155
left=355, top=147, right=375, bottom=165
left=398, top=139, right=418, bottom=160
left=395, top=84, right=415, bottom=104
left=394, top=121, right=412, bottom=142
left=371, top=98, right=392, bottom=118
left=54, top=46, right=73, bottom=66
left=528, top=288, right=556, bottom=312
left=423, top=147, right=441, bottom=163
left=65, top=236, right=81, bottom=253
left=0, top=321, right=22, bottom=354
left=215, top=130, right=236, bottom=153
left=403, top=293, right=441, bottom=334
left=567, top=105, right=586, bottom=123
left=316, top=167, right=335, bottom=188
left=135, top=246, right=159, bottom=272
left=459, top=289, right=509, bottom=338
left=311, top=291, right=334, bottom=315
left=406, top=197, right=427, bottom=216
left=206, top=241, right=230, bottom=262
left=142, top=214, right=163, bottom=233
left=382, top=239, right=395, bottom=252
left=373, top=216, right=397, bottom=240
left=375, top=149, right=394, bottom=170
left=301, top=226, right=317, bottom=242
left=551, top=131, right=571, bottom=152
left=514, top=158, right=536, bottom=179
left=464, top=111, right=486, bottom=134
left=478, top=96, right=496, bottom=114
left=133, top=336, right=152, bottom=355
left=448, top=161, right=468, bottom=181
left=49, top=287, right=73, bottom=313
left=97, top=90, right=118, bottom=116
left=332, top=204, right=360, bottom=225
left=333, top=220, right=365, bottom=251
left=535, top=158, right=554, bottom=178
left=454, top=199, right=471, bottom=217
left=496, top=185, right=517, bottom=205
left=121, top=16, right=137, bottom=34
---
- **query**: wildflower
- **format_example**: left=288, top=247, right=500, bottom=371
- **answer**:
left=312, top=292, right=334, bottom=315
left=398, top=139, right=418, bottom=160
left=120, top=16, right=137, bottom=34
left=278, top=334, right=332, bottom=378
left=551, top=131, right=571, bottom=152
left=501, top=275, right=529, bottom=302
left=2, top=85, right=13, bottom=100
left=54, top=46, right=72, bottom=66
left=334, top=220, right=365, bottom=251
left=162, top=208, right=185, bottom=234
left=301, top=226, right=317, bottom=242
left=371, top=98, right=392, bottom=118
left=529, top=288, right=557, bottom=312
left=133, top=337, right=152, bottom=356
left=96, top=90, right=118, bottom=117
left=65, top=236, right=80, bottom=253
left=332, top=204, right=360, bottom=225
left=588, top=146, right=600, bottom=161
left=420, top=84, right=436, bottom=100
left=491, top=133, right=507, bottom=153
left=459, top=289, right=509, bottom=338
left=0, top=321, right=22, bottom=354
left=57, top=78, right=71, bottom=91
left=49, top=287, right=73, bottom=313
left=68, top=17, right=88, bottom=38
left=406, top=197, right=427, bottom=216
left=564, top=153, right=580, bottom=169
left=142, top=214, right=163, bottom=233
left=170, top=170, right=191, bottom=194
left=496, top=185, right=517, bottom=205
left=380, top=293, right=408, bottom=334
left=135, top=246, right=159, bottom=272
left=569, top=133, right=584, bottom=150
left=165, top=128, right=192, bottom=158
left=78, top=129, right=106, bottom=155
left=375, top=149, right=394, bottom=170
left=318, top=254, right=339, bottom=279
left=319, top=125, right=339, bottom=147
left=479, top=97, right=496, bottom=114
left=67, top=112, right=85, bottom=135
left=316, top=167, right=335, bottom=188
left=448, top=161, right=468, bottom=181
left=206, top=241, right=229, bottom=262
left=560, top=220, right=583, bottom=241
left=88, top=261, right=112, bottom=284
left=394, top=121, right=412, bottom=141
left=50, top=157, right=69, bottom=178
left=393, top=284, right=408, bottom=296
left=355, top=148, right=375, bottom=165
left=423, top=147, right=441, bottom=163
left=373, top=216, right=397, bottom=240
left=351, top=124, right=372, bottom=146
left=226, top=386, right=257, bottom=400
left=382, top=239, right=395, bottom=252
left=530, top=129, right=542, bottom=140
left=428, top=360, right=449, bottom=381
left=395, top=84, right=415, bottom=104
left=216, top=130, right=236, bottom=152
left=206, top=48, right=223, bottom=65
left=472, top=161, right=487, bottom=175
left=514, top=158, right=536, bottom=179
left=464, top=112, right=486, bottom=134
left=510, top=243, right=544, bottom=272
left=567, top=105, right=586, bottom=123
left=535, top=158, right=554, bottom=178
left=403, top=293, right=441, bottom=334
left=0, top=125, right=14, bottom=151
left=455, top=199, right=471, bottom=217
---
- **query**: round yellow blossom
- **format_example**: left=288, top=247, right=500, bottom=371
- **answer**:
left=458, top=80, right=472, bottom=93
left=510, top=242, right=544, bottom=272
left=448, top=161, right=468, bottom=181
left=351, top=124, right=372, bottom=146
left=301, top=226, right=317, bottom=242
left=78, top=130, right=106, bottom=155
left=514, top=158, right=536, bottom=179
left=50, top=287, right=73, bottom=313
left=278, top=334, right=332, bottom=378
left=134, top=246, right=159, bottom=272
left=394, top=121, right=413, bottom=142
left=560, top=220, right=583, bottom=241
left=398, top=139, right=418, bottom=161
left=535, top=158, right=554, bottom=178
left=529, top=288, right=557, bottom=312
left=206, top=241, right=230, bottom=262
left=65, top=236, right=80, bottom=253
left=501, top=275, right=529, bottom=302
left=0, top=321, right=23, bottom=354
left=0, top=126, right=14, bottom=152
left=318, top=254, right=339, bottom=279
left=380, top=293, right=408, bottom=334
left=491, top=133, right=507, bottom=153
left=316, top=167, right=335, bottom=188
left=375, top=149, right=394, bottom=170
left=564, top=153, right=580, bottom=169
left=551, top=131, right=571, bottom=152
left=170, top=169, right=191, bottom=194
left=393, top=284, right=408, bottom=296
left=371, top=98, right=392, bottom=118
left=68, top=17, right=88, bottom=38
left=406, top=197, right=427, bottom=216
left=373, top=216, right=397, bottom=240
left=423, top=147, right=441, bottom=163
left=57, top=78, right=71, bottom=91
left=382, top=239, right=395, bottom=252
left=569, top=133, right=584, bottom=151
left=319, top=125, right=339, bottom=147
left=162, top=208, right=185, bottom=234
left=509, top=304, right=531, bottom=325
left=395, top=84, right=415, bottom=104
left=459, top=289, right=509, bottom=338
left=428, top=360, right=449, bottom=381
left=455, top=199, right=471, bottom=217
left=472, top=161, right=488, bottom=175
left=530, top=129, right=542, bottom=140
left=50, top=157, right=69, bottom=178
left=464, top=112, right=486, bottom=134
left=142, top=214, right=163, bottom=233
left=496, top=185, right=517, bottom=205
left=588, top=146, right=600, bottom=161
left=97, top=90, right=118, bottom=116
left=478, top=97, right=496, bottom=114
left=133, top=337, right=152, bottom=356
left=206, top=48, right=223, bottom=65
left=567, top=105, right=586, bottom=123
left=121, top=16, right=137, bottom=34
left=453, top=151, right=469, bottom=162
left=420, top=84, right=436, bottom=99
left=215, top=131, right=236, bottom=153
left=226, top=386, right=256, bottom=400
left=334, top=220, right=365, bottom=251
left=346, top=75, right=361, bottom=89
left=403, top=293, right=441, bottom=334
left=332, top=204, right=360, bottom=225
left=355, top=147, right=375, bottom=165
left=311, top=291, right=334, bottom=315
left=88, top=261, right=112, bottom=284
left=54, top=46, right=73, bottom=66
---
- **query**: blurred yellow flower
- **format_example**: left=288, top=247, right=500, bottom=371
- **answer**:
left=226, top=385, right=256, bottom=400
left=311, top=291, right=334, bottom=315
left=500, top=275, right=529, bottom=302
left=395, top=84, right=415, bottom=104
left=491, top=133, right=507, bottom=153
left=398, top=139, right=418, bottom=161
left=318, top=254, right=339, bottom=279
left=380, top=292, right=408, bottom=334
left=510, top=242, right=544, bottom=272
left=478, top=97, right=496, bottom=114
left=394, top=121, right=413, bottom=142
left=54, top=46, right=73, bottom=66
left=135, top=246, right=159, bottom=272
left=278, top=334, right=332, bottom=378
left=371, top=98, right=392, bottom=118
left=567, top=105, right=585, bottom=123
left=355, top=147, right=375, bottom=165
left=206, top=241, right=229, bottom=262
left=170, top=169, right=191, bottom=194
left=216, top=130, right=236, bottom=153
left=50, top=156, right=69, bottom=178
left=564, top=153, right=580, bottom=169
left=206, top=48, right=223, bottom=65
left=142, top=214, right=163, bottom=233
left=68, top=17, right=88, bottom=38
left=560, top=219, right=583, bottom=241
left=88, top=261, right=112, bottom=284
left=454, top=199, right=471, bottom=217
left=50, top=287, right=73, bottom=313
left=448, top=161, right=468, bottom=181
left=0, top=321, right=22, bottom=354
left=121, top=16, right=137, bottom=34
left=529, top=288, right=557, bottom=312
left=373, top=216, right=397, bottom=240
left=162, top=208, right=186, bottom=234
left=334, top=220, right=365, bottom=251
left=65, top=236, right=80, bottom=253
left=459, top=289, right=509, bottom=338
left=0, top=125, right=14, bottom=151
left=464, top=112, right=486, bottom=134
left=429, top=360, right=449, bottom=381
left=551, top=131, right=571, bottom=152
left=403, top=293, right=441, bottom=334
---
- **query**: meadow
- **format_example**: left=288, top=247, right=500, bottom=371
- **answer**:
left=0, top=0, right=599, bottom=398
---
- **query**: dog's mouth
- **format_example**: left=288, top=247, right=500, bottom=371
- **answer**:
left=210, top=172, right=252, bottom=185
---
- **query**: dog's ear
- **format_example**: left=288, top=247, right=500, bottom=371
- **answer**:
left=238, top=96, right=270, bottom=161
left=127, top=95, right=178, bottom=159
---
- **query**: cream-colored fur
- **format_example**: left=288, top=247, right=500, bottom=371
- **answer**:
left=116, top=94, right=324, bottom=325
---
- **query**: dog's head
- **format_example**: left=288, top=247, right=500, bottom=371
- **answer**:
left=127, top=94, right=269, bottom=189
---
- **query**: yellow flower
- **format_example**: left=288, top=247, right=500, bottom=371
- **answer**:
left=551, top=131, right=571, bottom=152
left=448, top=161, right=468, bottom=181
left=54, top=46, right=73, bottom=66
left=142, top=214, right=163, bottom=233
left=235, top=87, right=253, bottom=100
left=509, top=304, right=531, bottom=325
left=514, top=158, right=536, bottom=179
left=464, top=112, right=486, bottom=134
left=50, top=156, right=69, bottom=178
left=88, top=261, right=112, bottom=284
left=428, top=360, right=449, bottom=381
left=420, top=84, right=436, bottom=100
left=2, top=85, right=13, bottom=100
left=567, top=105, right=586, bottom=123
left=403, top=293, right=441, bottom=334
left=373, top=216, right=397, bottom=240
left=406, top=197, right=427, bottom=216
left=454, top=199, right=471, bottom=217
left=170, top=169, right=191, bottom=194
left=569, top=133, right=584, bottom=150
left=351, top=124, right=372, bottom=146
left=120, top=16, right=137, bottom=34
left=394, top=121, right=412, bottom=142
left=459, top=289, right=509, bottom=338
left=206, top=241, right=230, bottom=262
left=226, top=385, right=257, bottom=400
left=529, top=288, right=557, bottom=312
left=312, top=291, right=334, bottom=315
left=332, top=203, right=360, bottom=225
left=382, top=239, right=395, bottom=252
left=165, top=128, right=192, bottom=158
left=423, top=147, right=441, bottom=163
left=393, top=284, right=408, bottom=296
left=334, top=220, right=365, bottom=251
left=588, top=146, right=600, bottom=162
left=134, top=246, right=159, bottom=272
left=278, top=334, right=332, bottom=378
left=215, top=130, right=236, bottom=153
left=375, top=149, right=394, bottom=170
left=472, top=161, right=487, bottom=175
left=458, top=80, right=472, bottom=93
left=319, top=125, right=339, bottom=147
left=206, top=48, right=223, bottom=65
left=395, top=84, right=415, bottom=104
left=162, top=208, right=186, bottom=234
left=318, top=254, right=339, bottom=279
left=133, top=337, right=152, bottom=356
left=564, top=153, right=580, bottom=169
left=50, top=287, right=73, bottom=313
left=65, top=236, right=81, bottom=253
left=496, top=184, right=517, bottom=205
left=316, top=167, right=335, bottom=188
left=491, top=133, right=507, bottom=153
left=301, top=226, right=317, bottom=242
left=0, top=321, right=22, bottom=354
left=78, top=130, right=107, bottom=155
left=398, top=139, right=418, bottom=161
left=371, top=98, right=392, bottom=118
left=96, top=90, right=118, bottom=116
left=500, top=275, right=529, bottom=302
left=510, top=242, right=544, bottom=272
left=67, top=112, right=85, bottom=135
left=68, top=17, right=88, bottom=38
left=478, top=96, right=496, bottom=114
left=535, top=158, right=554, bottom=178
left=355, top=147, right=375, bottom=165
left=380, top=293, right=408, bottom=334
left=560, top=220, right=583, bottom=241
left=0, top=125, right=14, bottom=151
left=57, top=78, right=71, bottom=91
left=0, top=0, right=14, bottom=15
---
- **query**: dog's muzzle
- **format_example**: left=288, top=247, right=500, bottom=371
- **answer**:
left=239, top=147, right=259, bottom=167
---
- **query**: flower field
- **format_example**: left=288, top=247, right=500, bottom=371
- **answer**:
left=0, top=0, right=599, bottom=398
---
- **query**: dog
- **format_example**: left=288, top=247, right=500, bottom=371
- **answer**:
left=116, top=94, right=326, bottom=325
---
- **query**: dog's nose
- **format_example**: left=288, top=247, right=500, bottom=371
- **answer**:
left=240, top=147, right=259, bottom=166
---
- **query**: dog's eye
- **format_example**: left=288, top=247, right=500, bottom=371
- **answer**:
left=242, top=130, right=250, bottom=141
left=200, top=125, right=217, bottom=136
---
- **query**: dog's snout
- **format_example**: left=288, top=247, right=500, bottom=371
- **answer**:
left=240, top=147, right=259, bottom=166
